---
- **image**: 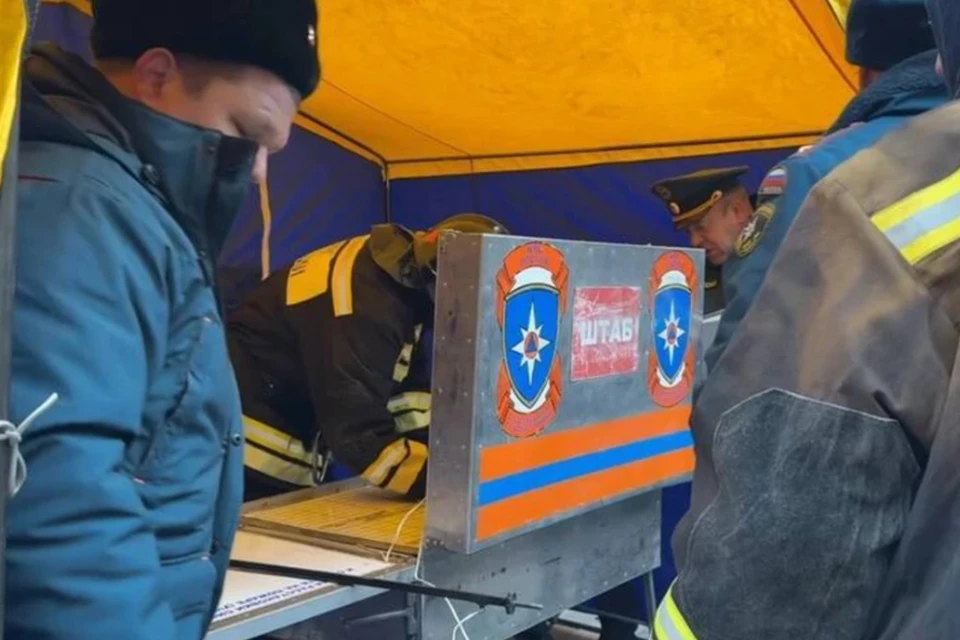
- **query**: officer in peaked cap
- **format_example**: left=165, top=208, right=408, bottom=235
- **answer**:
left=7, top=1, right=320, bottom=639
left=651, top=166, right=756, bottom=268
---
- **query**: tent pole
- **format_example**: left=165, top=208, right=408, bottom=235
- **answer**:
left=0, top=104, right=17, bottom=640
left=0, top=1, right=39, bottom=635
left=383, top=168, right=392, bottom=223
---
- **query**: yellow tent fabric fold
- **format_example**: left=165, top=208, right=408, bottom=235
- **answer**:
left=42, top=0, right=858, bottom=177
left=1, top=0, right=28, bottom=187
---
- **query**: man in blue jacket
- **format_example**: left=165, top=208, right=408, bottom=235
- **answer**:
left=7, top=1, right=319, bottom=638
left=704, top=0, right=948, bottom=371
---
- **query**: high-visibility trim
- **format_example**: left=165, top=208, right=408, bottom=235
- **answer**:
left=393, top=409, right=431, bottom=434
left=392, top=325, right=424, bottom=383
left=384, top=440, right=428, bottom=495
left=872, top=167, right=960, bottom=265
left=244, top=442, right=315, bottom=487
left=392, top=342, right=415, bottom=383
left=258, top=179, right=273, bottom=279
left=285, top=240, right=346, bottom=306
left=389, top=392, right=431, bottom=433
left=243, top=415, right=314, bottom=464
left=362, top=438, right=428, bottom=495
left=363, top=439, right=410, bottom=487
left=653, top=585, right=698, bottom=640
left=387, top=391, right=431, bottom=414
left=331, top=235, right=369, bottom=317
left=0, top=0, right=28, bottom=189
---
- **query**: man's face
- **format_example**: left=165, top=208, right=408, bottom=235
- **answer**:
left=124, top=49, right=299, bottom=184
left=686, top=197, right=751, bottom=265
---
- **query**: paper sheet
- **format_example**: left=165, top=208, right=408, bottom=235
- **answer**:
left=213, top=531, right=393, bottom=623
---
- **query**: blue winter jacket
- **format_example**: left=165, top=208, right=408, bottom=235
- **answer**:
left=6, top=44, right=247, bottom=640
left=705, top=49, right=948, bottom=371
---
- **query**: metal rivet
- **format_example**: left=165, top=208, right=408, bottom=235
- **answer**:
left=231, top=433, right=243, bottom=446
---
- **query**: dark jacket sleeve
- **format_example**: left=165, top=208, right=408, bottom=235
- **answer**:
left=301, top=290, right=429, bottom=499
left=671, top=173, right=952, bottom=640
left=6, top=180, right=177, bottom=639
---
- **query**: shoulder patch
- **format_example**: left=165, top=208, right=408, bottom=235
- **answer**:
left=758, top=166, right=787, bottom=199
left=735, top=202, right=776, bottom=258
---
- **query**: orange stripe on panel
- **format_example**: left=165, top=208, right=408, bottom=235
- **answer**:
left=479, top=405, right=692, bottom=482
left=475, top=448, right=695, bottom=542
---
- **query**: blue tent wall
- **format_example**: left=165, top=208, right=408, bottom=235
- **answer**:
left=33, top=2, right=386, bottom=307
left=390, top=149, right=791, bottom=245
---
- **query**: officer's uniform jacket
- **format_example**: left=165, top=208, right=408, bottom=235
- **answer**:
left=705, top=50, right=947, bottom=371
left=227, top=232, right=433, bottom=499
left=655, top=100, right=960, bottom=639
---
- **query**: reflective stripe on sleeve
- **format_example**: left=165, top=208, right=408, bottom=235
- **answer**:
left=653, top=585, right=698, bottom=640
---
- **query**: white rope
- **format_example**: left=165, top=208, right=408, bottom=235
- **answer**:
left=394, top=502, right=478, bottom=640
left=0, top=393, right=58, bottom=497
left=383, top=498, right=425, bottom=563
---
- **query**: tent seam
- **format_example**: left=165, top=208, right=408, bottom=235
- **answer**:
left=386, top=130, right=825, bottom=165
left=322, top=81, right=470, bottom=157
left=787, top=0, right=857, bottom=93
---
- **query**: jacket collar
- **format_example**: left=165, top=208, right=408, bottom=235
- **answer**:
left=21, top=43, right=257, bottom=262
left=827, top=49, right=949, bottom=134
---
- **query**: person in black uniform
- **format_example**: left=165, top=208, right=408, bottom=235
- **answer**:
left=228, top=214, right=508, bottom=502
left=703, top=263, right=725, bottom=315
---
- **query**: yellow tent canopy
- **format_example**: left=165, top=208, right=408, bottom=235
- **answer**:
left=52, top=0, right=855, bottom=178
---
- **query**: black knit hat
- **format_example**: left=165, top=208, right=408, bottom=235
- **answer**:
left=90, top=0, right=321, bottom=98
left=846, top=0, right=935, bottom=71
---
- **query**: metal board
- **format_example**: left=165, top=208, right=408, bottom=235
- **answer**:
left=207, top=529, right=413, bottom=640
left=242, top=485, right=425, bottom=556
left=426, top=234, right=703, bottom=553
left=418, top=490, right=661, bottom=640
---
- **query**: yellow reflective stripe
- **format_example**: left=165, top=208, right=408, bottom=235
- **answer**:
left=385, top=440, right=427, bottom=495
left=363, top=439, right=410, bottom=486
left=654, top=586, right=698, bottom=640
left=0, top=0, right=27, bottom=188
left=244, top=444, right=315, bottom=487
left=332, top=235, right=369, bottom=317
left=392, top=342, right=415, bottom=383
left=242, top=415, right=313, bottom=464
left=286, top=240, right=346, bottom=306
left=387, top=391, right=431, bottom=414
left=259, top=179, right=273, bottom=280
left=393, top=325, right=425, bottom=382
left=362, top=438, right=428, bottom=494
left=901, top=216, right=960, bottom=265
left=394, top=409, right=430, bottom=434
left=872, top=167, right=960, bottom=265
left=873, top=168, right=960, bottom=231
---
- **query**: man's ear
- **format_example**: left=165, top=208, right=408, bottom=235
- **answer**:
left=131, top=48, right=179, bottom=102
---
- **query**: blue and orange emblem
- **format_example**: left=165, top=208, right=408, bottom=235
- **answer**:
left=648, top=251, right=698, bottom=407
left=495, top=242, right=569, bottom=438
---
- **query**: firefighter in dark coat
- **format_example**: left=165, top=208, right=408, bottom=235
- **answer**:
left=228, top=214, right=508, bottom=501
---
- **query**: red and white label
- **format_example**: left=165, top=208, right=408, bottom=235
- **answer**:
left=571, top=287, right=642, bottom=381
